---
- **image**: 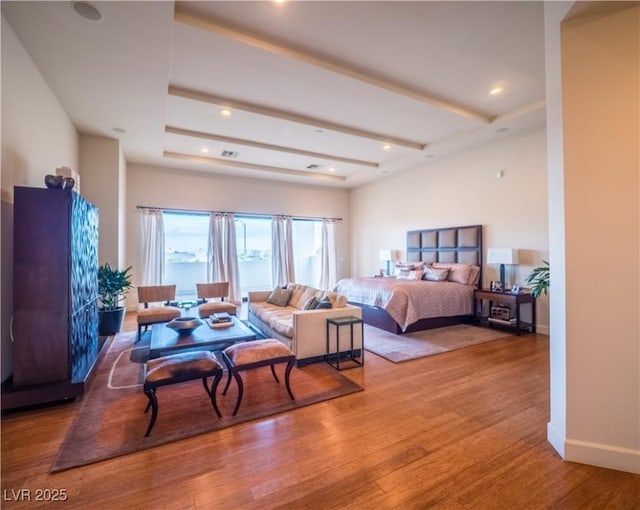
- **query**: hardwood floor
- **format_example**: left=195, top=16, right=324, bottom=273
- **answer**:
left=2, top=311, right=638, bottom=509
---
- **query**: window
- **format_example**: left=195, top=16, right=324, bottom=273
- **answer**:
left=162, top=212, right=327, bottom=299
left=163, top=212, right=208, bottom=299
left=235, top=217, right=272, bottom=296
left=292, top=220, right=322, bottom=287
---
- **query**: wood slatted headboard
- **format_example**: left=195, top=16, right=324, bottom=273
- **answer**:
left=406, top=224, right=483, bottom=285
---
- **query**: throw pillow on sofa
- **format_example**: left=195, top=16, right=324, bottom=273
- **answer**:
left=314, top=296, right=332, bottom=309
left=267, top=287, right=292, bottom=307
left=302, top=296, right=319, bottom=310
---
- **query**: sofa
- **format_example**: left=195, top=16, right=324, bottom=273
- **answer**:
left=247, top=283, right=363, bottom=364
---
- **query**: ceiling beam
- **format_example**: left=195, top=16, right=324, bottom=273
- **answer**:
left=490, top=98, right=546, bottom=124
left=168, top=85, right=426, bottom=151
left=174, top=8, right=491, bottom=125
left=165, top=126, right=380, bottom=168
left=163, top=151, right=347, bottom=182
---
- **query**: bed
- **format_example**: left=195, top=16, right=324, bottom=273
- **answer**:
left=334, top=225, right=483, bottom=334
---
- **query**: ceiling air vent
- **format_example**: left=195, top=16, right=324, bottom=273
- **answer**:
left=220, top=150, right=239, bottom=158
left=306, top=164, right=320, bottom=169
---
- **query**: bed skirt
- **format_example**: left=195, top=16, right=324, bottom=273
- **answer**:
left=351, top=302, right=474, bottom=334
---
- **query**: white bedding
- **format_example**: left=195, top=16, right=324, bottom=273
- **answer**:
left=333, top=277, right=475, bottom=331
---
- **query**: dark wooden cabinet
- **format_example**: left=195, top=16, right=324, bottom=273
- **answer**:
left=4, top=187, right=100, bottom=408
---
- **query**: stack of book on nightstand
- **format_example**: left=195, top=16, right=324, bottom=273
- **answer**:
left=488, top=317, right=517, bottom=326
left=489, top=305, right=516, bottom=326
left=206, top=312, right=233, bottom=328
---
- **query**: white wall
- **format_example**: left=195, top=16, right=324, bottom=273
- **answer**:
left=0, top=17, right=79, bottom=381
left=125, top=164, right=351, bottom=306
left=79, top=135, right=127, bottom=267
left=350, top=127, right=549, bottom=331
left=560, top=5, right=639, bottom=474
left=1, top=17, right=79, bottom=195
left=544, top=0, right=571, bottom=462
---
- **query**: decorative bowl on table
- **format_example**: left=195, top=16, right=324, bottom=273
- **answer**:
left=166, top=316, right=203, bottom=335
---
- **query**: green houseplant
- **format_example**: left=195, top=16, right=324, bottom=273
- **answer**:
left=525, top=260, right=549, bottom=298
left=97, top=263, right=133, bottom=336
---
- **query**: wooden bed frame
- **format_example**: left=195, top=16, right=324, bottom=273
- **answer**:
left=352, top=224, right=483, bottom=334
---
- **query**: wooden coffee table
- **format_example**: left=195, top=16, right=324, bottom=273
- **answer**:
left=149, top=317, right=257, bottom=359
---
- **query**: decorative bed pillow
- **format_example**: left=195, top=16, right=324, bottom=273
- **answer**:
left=432, top=262, right=472, bottom=285
left=397, top=269, right=423, bottom=280
left=267, top=287, right=292, bottom=307
left=467, top=265, right=481, bottom=286
left=393, top=262, right=423, bottom=277
left=302, top=296, right=319, bottom=310
left=423, top=266, right=449, bottom=281
left=394, top=267, right=411, bottom=278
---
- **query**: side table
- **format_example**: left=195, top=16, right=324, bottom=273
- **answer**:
left=326, top=316, right=364, bottom=370
left=474, top=289, right=536, bottom=335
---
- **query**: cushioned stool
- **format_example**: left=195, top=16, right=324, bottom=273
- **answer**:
left=222, top=339, right=296, bottom=416
left=143, top=350, right=224, bottom=437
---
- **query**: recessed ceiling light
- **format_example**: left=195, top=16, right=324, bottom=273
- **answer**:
left=201, top=147, right=210, bottom=154
left=328, top=167, right=335, bottom=172
left=490, top=85, right=504, bottom=96
left=71, top=1, right=103, bottom=22
left=382, top=144, right=392, bottom=151
left=273, top=0, right=287, bottom=5
left=220, top=108, right=232, bottom=117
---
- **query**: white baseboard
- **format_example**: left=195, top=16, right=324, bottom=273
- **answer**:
left=548, top=422, right=640, bottom=474
left=565, top=438, right=640, bottom=474
left=547, top=421, right=565, bottom=457
left=536, top=323, right=549, bottom=335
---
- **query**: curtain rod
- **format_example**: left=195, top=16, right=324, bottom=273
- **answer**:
left=136, top=205, right=342, bottom=222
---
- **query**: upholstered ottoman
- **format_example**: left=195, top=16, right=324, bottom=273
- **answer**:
left=222, top=339, right=296, bottom=416
left=143, top=350, right=224, bottom=437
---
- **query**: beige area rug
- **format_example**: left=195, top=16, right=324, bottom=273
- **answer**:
left=364, top=323, right=513, bottom=363
left=51, top=331, right=363, bottom=472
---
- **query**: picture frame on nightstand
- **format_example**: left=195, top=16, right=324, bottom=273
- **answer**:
left=490, top=281, right=503, bottom=292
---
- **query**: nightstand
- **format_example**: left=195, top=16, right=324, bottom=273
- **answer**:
left=474, top=289, right=536, bottom=335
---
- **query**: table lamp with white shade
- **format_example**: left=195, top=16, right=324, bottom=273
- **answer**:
left=379, top=249, right=392, bottom=276
left=487, top=248, right=519, bottom=290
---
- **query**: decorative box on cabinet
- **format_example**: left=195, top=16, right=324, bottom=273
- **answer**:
left=2, top=187, right=102, bottom=410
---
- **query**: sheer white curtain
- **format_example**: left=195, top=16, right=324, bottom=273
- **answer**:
left=271, top=216, right=295, bottom=287
left=319, top=219, right=337, bottom=290
left=207, top=213, right=241, bottom=304
left=138, top=209, right=164, bottom=285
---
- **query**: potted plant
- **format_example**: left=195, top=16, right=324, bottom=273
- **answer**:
left=98, top=263, right=133, bottom=336
left=525, top=260, right=549, bottom=298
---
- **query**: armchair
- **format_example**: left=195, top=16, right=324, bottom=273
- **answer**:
left=136, top=285, right=181, bottom=343
left=196, top=282, right=237, bottom=318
